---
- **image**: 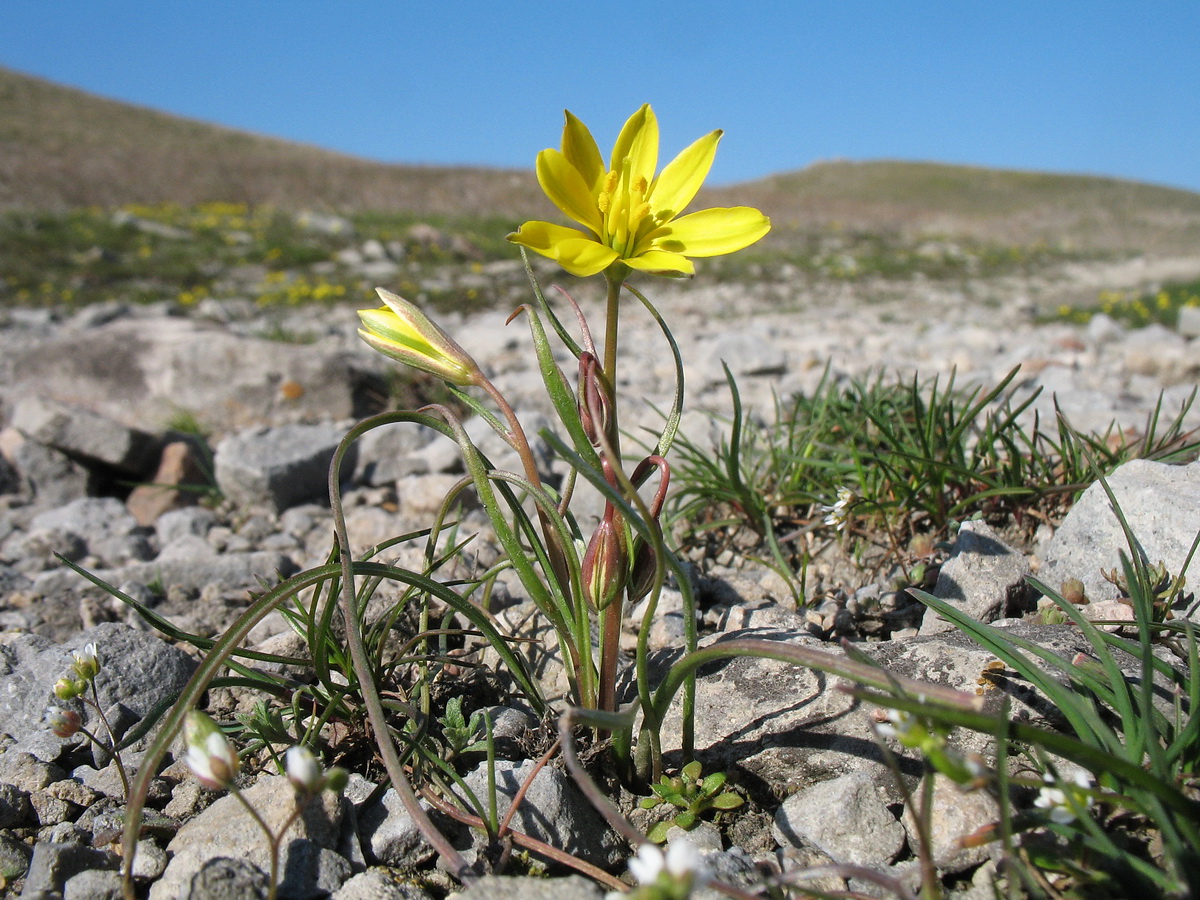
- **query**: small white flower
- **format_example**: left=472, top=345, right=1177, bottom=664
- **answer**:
left=664, top=839, right=707, bottom=884
left=821, top=487, right=856, bottom=531
left=627, top=837, right=708, bottom=890
left=874, top=708, right=916, bottom=741
left=183, top=711, right=239, bottom=791
left=72, top=642, right=100, bottom=681
left=285, top=745, right=324, bottom=793
left=628, top=843, right=666, bottom=884
left=1034, top=771, right=1094, bottom=825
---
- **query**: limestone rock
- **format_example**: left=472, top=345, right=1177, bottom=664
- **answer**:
left=1039, top=459, right=1200, bottom=610
left=919, top=520, right=1032, bottom=636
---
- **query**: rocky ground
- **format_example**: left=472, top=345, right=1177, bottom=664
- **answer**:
left=1, top=251, right=1200, bottom=899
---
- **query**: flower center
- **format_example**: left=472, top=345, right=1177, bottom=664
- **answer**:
left=598, top=161, right=653, bottom=256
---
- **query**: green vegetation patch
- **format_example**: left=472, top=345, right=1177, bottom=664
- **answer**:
left=0, top=203, right=521, bottom=313
left=1052, top=278, right=1200, bottom=330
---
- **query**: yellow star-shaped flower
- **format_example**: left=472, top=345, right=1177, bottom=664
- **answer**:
left=508, top=105, right=770, bottom=278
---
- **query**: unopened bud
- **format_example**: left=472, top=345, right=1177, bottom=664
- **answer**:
left=285, top=745, right=324, bottom=794
left=183, top=710, right=240, bottom=791
left=357, top=288, right=482, bottom=386
left=581, top=511, right=628, bottom=611
left=54, top=676, right=86, bottom=700
left=46, top=706, right=82, bottom=739
left=626, top=538, right=660, bottom=604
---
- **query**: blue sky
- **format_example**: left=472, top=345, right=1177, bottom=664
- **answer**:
left=3, top=2, right=1198, bottom=192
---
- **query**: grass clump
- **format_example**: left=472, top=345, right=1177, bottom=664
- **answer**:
left=667, top=366, right=1200, bottom=600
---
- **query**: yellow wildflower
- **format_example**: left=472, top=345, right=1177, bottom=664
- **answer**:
left=509, top=104, right=770, bottom=277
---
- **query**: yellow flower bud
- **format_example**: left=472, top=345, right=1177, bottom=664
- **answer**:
left=357, top=288, right=481, bottom=386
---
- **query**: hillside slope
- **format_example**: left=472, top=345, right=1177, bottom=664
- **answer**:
left=3, top=66, right=1200, bottom=253
left=0, top=66, right=541, bottom=215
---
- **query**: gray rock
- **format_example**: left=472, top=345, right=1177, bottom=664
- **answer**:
left=332, top=869, right=434, bottom=900
left=1178, top=305, right=1200, bottom=339
left=448, top=875, right=604, bottom=900
left=20, top=839, right=116, bottom=896
left=155, top=506, right=219, bottom=546
left=0, top=623, right=197, bottom=763
left=0, top=317, right=360, bottom=433
left=660, top=621, right=1142, bottom=798
left=277, top=840, right=354, bottom=900
left=454, top=758, right=623, bottom=869
left=183, top=856, right=268, bottom=900
left=0, top=830, right=32, bottom=880
left=774, top=771, right=905, bottom=868
left=12, top=396, right=160, bottom=476
left=29, top=549, right=296, bottom=605
left=697, top=321, right=789, bottom=388
left=919, top=520, right=1031, bottom=636
left=9, top=437, right=96, bottom=507
left=0, top=780, right=31, bottom=827
left=0, top=750, right=64, bottom=793
left=901, top=773, right=999, bottom=874
left=63, top=867, right=124, bottom=900
left=1040, top=459, right=1200, bottom=607
left=351, top=421, right=438, bottom=486
left=28, top=497, right=154, bottom=569
left=215, top=422, right=355, bottom=512
left=151, top=775, right=349, bottom=900
left=358, top=789, right=436, bottom=868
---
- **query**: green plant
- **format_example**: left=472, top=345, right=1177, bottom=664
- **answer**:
left=1053, top=278, right=1200, bottom=330
left=437, top=695, right=488, bottom=758
left=639, top=759, right=744, bottom=843
left=45, top=641, right=132, bottom=800
left=668, top=364, right=1199, bottom=603
left=845, top=481, right=1200, bottom=897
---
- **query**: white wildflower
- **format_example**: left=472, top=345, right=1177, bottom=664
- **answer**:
left=183, top=710, right=240, bottom=791
left=821, top=487, right=855, bottom=531
left=1034, top=771, right=1094, bottom=825
left=286, top=745, right=324, bottom=793
left=626, top=837, right=709, bottom=892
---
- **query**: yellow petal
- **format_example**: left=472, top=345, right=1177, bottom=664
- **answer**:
left=561, top=110, right=604, bottom=193
left=624, top=249, right=695, bottom=277
left=645, top=206, right=771, bottom=258
left=610, top=104, right=657, bottom=183
left=507, top=221, right=618, bottom=277
left=357, top=305, right=432, bottom=351
left=536, top=149, right=603, bottom=233
left=650, top=130, right=722, bottom=220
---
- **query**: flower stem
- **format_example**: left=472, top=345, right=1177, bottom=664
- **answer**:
left=478, top=376, right=571, bottom=591
left=85, top=686, right=131, bottom=799
left=595, top=266, right=628, bottom=714
left=232, top=788, right=281, bottom=900
left=602, top=268, right=625, bottom=413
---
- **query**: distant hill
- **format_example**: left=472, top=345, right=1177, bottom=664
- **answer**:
left=722, top=160, right=1200, bottom=254
left=3, top=66, right=1200, bottom=253
left=0, top=66, right=541, bottom=216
